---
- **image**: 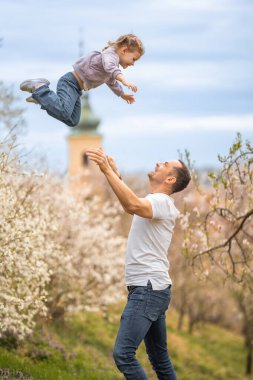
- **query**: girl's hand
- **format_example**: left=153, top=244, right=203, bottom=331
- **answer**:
left=121, top=94, right=135, bottom=104
left=124, top=81, right=137, bottom=92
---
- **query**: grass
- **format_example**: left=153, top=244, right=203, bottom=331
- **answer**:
left=0, top=302, right=252, bottom=380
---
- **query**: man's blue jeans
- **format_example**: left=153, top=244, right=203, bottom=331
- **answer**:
left=32, top=72, right=82, bottom=127
left=113, top=281, right=178, bottom=380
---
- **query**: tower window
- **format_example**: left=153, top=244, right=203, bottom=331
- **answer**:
left=82, top=152, right=89, bottom=166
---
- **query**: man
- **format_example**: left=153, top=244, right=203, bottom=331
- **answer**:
left=86, top=148, right=191, bottom=380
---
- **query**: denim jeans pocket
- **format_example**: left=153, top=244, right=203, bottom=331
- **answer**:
left=144, top=290, right=170, bottom=321
left=123, top=288, right=147, bottom=315
left=128, top=288, right=146, bottom=301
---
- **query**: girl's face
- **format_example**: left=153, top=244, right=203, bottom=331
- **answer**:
left=117, top=47, right=141, bottom=69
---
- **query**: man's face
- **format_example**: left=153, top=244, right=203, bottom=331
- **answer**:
left=148, top=160, right=181, bottom=184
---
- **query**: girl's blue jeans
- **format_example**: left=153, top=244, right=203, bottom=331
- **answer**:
left=113, top=281, right=178, bottom=380
left=32, top=72, right=82, bottom=127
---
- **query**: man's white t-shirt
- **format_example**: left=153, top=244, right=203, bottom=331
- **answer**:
left=125, top=193, right=179, bottom=290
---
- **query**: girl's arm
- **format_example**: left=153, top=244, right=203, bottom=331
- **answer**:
left=106, top=79, right=124, bottom=96
left=105, top=80, right=135, bottom=104
left=116, top=74, right=137, bottom=92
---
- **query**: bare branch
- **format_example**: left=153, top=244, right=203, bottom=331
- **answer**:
left=193, top=209, right=253, bottom=261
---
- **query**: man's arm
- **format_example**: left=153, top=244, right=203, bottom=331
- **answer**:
left=107, top=156, right=122, bottom=179
left=107, top=155, right=131, bottom=214
left=86, top=148, right=153, bottom=218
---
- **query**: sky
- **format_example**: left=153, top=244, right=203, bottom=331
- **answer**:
left=1, top=0, right=253, bottom=174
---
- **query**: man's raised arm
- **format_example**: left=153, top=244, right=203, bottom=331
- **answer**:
left=86, top=148, right=152, bottom=219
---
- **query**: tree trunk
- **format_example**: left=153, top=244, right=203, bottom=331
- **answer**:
left=177, top=310, right=185, bottom=331
left=246, top=345, right=252, bottom=375
left=188, top=319, right=194, bottom=335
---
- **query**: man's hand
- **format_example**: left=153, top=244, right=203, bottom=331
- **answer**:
left=86, top=148, right=152, bottom=218
left=121, top=94, right=135, bottom=104
left=107, top=156, right=122, bottom=179
left=86, top=148, right=111, bottom=174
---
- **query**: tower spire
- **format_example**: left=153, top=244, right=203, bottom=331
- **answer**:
left=69, top=29, right=101, bottom=135
left=67, top=29, right=103, bottom=191
left=78, top=27, right=84, bottom=57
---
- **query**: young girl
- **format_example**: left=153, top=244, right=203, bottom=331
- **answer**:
left=20, top=34, right=144, bottom=127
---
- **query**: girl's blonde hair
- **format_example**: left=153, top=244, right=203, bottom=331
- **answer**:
left=103, top=34, right=145, bottom=55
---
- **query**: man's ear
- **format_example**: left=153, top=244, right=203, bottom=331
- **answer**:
left=165, top=176, right=176, bottom=185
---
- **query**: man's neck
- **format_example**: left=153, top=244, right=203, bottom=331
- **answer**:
left=149, top=184, right=172, bottom=196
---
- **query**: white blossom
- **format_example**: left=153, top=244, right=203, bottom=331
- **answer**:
left=0, top=144, right=126, bottom=340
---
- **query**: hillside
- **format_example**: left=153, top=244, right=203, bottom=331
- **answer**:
left=0, top=303, right=251, bottom=380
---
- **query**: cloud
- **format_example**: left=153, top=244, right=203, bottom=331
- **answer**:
left=124, top=59, right=253, bottom=92
left=147, top=0, right=253, bottom=14
left=1, top=0, right=252, bottom=173
left=3, top=57, right=252, bottom=94
left=1, top=60, right=70, bottom=84
left=101, top=114, right=253, bottom=136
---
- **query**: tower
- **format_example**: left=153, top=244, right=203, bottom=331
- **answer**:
left=67, top=92, right=103, bottom=191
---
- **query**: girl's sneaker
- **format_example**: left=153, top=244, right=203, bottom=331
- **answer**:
left=20, top=78, right=50, bottom=93
left=26, top=96, right=39, bottom=104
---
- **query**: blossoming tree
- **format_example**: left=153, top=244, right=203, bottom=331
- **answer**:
left=0, top=80, right=127, bottom=342
left=180, top=133, right=253, bottom=375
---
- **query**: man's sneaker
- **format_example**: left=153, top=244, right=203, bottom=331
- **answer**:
left=26, top=96, right=39, bottom=104
left=20, top=78, right=50, bottom=93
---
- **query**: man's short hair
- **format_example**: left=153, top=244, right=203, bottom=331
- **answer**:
left=171, top=160, right=191, bottom=194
